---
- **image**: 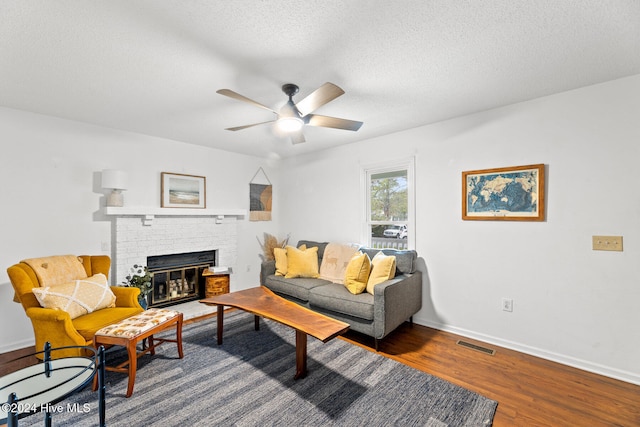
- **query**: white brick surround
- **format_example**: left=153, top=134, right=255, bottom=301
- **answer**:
left=112, top=216, right=238, bottom=286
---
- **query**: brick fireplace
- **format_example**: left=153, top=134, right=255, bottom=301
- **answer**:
left=107, top=209, right=242, bottom=307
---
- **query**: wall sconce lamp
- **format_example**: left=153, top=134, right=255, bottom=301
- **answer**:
left=102, top=169, right=128, bottom=207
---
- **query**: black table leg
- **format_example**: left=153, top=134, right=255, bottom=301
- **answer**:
left=98, top=345, right=106, bottom=427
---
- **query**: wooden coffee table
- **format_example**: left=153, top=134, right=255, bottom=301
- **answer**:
left=200, top=286, right=349, bottom=379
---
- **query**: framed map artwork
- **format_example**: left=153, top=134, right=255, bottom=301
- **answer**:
left=462, top=164, right=545, bottom=221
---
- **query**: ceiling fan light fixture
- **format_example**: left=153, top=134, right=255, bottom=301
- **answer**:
left=276, top=116, right=304, bottom=132
left=217, top=82, right=362, bottom=142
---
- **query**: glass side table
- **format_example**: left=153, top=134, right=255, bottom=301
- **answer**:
left=0, top=343, right=105, bottom=427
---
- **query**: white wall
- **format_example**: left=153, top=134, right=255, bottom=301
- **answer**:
left=2, top=74, right=638, bottom=385
left=0, top=107, right=281, bottom=352
left=279, top=74, right=640, bottom=385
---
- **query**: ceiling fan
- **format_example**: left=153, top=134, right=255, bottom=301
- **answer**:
left=216, top=82, right=363, bottom=144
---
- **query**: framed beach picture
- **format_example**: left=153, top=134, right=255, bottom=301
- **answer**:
left=161, top=172, right=206, bottom=208
left=462, top=164, right=545, bottom=221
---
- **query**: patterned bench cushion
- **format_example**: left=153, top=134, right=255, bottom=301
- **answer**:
left=95, top=308, right=179, bottom=338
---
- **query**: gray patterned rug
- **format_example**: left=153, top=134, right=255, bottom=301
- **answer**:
left=20, top=311, right=497, bottom=426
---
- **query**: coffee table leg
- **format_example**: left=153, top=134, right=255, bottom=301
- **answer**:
left=216, top=304, right=224, bottom=345
left=295, top=330, right=307, bottom=379
left=254, top=315, right=260, bottom=331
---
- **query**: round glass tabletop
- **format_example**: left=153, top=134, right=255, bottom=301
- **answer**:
left=0, top=344, right=104, bottom=426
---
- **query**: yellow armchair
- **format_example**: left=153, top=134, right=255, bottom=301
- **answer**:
left=7, top=255, right=143, bottom=358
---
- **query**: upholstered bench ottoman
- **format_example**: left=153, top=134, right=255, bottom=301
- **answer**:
left=93, top=308, right=184, bottom=397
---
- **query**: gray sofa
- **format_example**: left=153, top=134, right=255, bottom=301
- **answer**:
left=260, top=240, right=422, bottom=349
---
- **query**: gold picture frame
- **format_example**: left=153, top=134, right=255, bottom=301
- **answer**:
left=462, top=164, right=545, bottom=221
left=161, top=172, right=206, bottom=208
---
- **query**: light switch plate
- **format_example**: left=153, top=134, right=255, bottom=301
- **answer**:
left=592, top=236, right=623, bottom=251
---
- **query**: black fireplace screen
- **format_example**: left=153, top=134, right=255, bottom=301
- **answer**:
left=147, top=250, right=216, bottom=308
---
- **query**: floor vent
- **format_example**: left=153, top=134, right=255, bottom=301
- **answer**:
left=456, top=340, right=496, bottom=356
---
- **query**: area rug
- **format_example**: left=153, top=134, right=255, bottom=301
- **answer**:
left=20, top=311, right=497, bottom=426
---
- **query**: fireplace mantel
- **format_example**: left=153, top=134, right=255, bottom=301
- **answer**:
left=104, top=206, right=246, bottom=226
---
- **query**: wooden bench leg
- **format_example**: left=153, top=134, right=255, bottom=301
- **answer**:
left=125, top=339, right=137, bottom=398
left=148, top=335, right=155, bottom=356
left=176, top=314, right=184, bottom=359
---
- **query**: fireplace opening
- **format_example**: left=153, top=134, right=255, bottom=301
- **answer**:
left=147, top=250, right=217, bottom=308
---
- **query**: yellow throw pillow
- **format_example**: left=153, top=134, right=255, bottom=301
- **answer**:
left=285, top=245, right=319, bottom=279
left=274, top=247, right=288, bottom=276
left=344, top=252, right=371, bottom=295
left=274, top=244, right=306, bottom=276
left=32, top=273, right=116, bottom=319
left=366, top=252, right=396, bottom=294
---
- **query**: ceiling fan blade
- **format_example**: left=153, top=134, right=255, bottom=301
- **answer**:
left=294, top=82, right=345, bottom=116
left=225, top=120, right=275, bottom=131
left=306, top=114, right=363, bottom=131
left=290, top=131, right=306, bottom=144
left=216, top=89, right=276, bottom=113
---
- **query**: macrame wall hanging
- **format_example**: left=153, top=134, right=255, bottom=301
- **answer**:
left=249, top=167, right=272, bottom=221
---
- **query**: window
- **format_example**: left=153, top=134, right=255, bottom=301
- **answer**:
left=362, top=158, right=415, bottom=249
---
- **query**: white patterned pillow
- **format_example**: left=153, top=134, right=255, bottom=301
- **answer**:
left=32, top=273, right=116, bottom=319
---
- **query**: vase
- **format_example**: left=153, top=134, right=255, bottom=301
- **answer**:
left=138, top=294, right=148, bottom=310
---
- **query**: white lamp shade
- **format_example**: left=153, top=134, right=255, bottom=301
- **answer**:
left=101, top=169, right=128, bottom=190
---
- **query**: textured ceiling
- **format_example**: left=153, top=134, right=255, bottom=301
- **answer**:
left=1, top=1, right=639, bottom=159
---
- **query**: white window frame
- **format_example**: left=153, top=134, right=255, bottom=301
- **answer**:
left=361, top=157, right=415, bottom=249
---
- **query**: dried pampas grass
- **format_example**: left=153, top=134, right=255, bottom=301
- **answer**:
left=257, top=233, right=290, bottom=261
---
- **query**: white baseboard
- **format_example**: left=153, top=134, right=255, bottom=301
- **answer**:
left=413, top=316, right=640, bottom=387
left=0, top=337, right=35, bottom=355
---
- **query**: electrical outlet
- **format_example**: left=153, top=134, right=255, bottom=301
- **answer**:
left=502, top=298, right=513, bottom=312
left=592, top=235, right=623, bottom=251
left=101, top=241, right=110, bottom=251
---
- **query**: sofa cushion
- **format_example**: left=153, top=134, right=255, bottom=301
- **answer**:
left=73, top=306, right=145, bottom=341
left=344, top=251, right=371, bottom=295
left=32, top=273, right=116, bottom=319
left=264, top=275, right=331, bottom=302
left=319, top=243, right=358, bottom=284
left=359, top=248, right=417, bottom=275
left=366, top=252, right=396, bottom=294
left=285, top=246, right=320, bottom=279
left=274, top=247, right=288, bottom=276
left=309, top=283, right=374, bottom=321
left=274, top=244, right=307, bottom=276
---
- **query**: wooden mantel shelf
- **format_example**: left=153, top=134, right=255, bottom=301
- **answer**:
left=103, top=207, right=246, bottom=226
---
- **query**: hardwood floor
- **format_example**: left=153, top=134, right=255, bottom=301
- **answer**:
left=340, top=322, right=640, bottom=427
left=3, top=315, right=638, bottom=426
left=0, top=345, right=37, bottom=377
